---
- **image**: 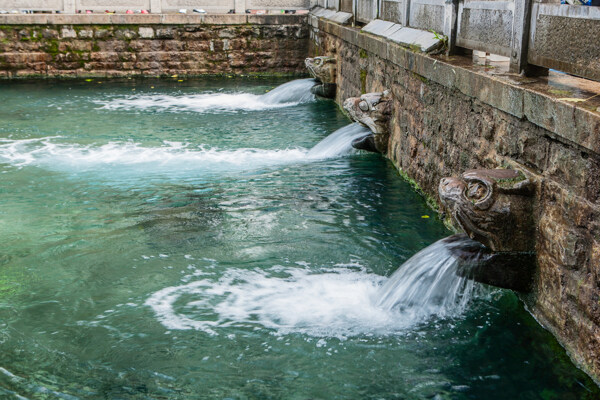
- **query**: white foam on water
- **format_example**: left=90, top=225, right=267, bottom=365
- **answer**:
left=0, top=137, right=306, bottom=172
left=145, top=238, right=481, bottom=338
left=0, top=124, right=370, bottom=174
left=145, top=266, right=396, bottom=338
left=96, top=79, right=317, bottom=113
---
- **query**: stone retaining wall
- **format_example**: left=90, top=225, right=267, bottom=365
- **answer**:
left=0, top=14, right=308, bottom=77
left=309, top=16, right=600, bottom=384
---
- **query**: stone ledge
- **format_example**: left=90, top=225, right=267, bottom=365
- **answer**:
left=0, top=13, right=306, bottom=25
left=314, top=17, right=600, bottom=155
left=362, top=19, right=441, bottom=53
left=310, top=7, right=352, bottom=25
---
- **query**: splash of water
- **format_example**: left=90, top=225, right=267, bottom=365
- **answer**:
left=0, top=124, right=370, bottom=173
left=376, top=235, right=479, bottom=319
left=145, top=264, right=395, bottom=338
left=145, top=237, right=481, bottom=337
left=96, top=79, right=317, bottom=113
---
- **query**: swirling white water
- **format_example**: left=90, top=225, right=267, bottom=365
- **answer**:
left=145, top=237, right=478, bottom=338
left=0, top=123, right=371, bottom=174
left=95, top=78, right=317, bottom=113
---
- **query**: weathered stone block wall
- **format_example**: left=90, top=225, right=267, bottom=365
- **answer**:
left=310, top=17, right=600, bottom=384
left=0, top=15, right=308, bottom=78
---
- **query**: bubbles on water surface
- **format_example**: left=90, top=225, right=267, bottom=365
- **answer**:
left=145, top=237, right=481, bottom=338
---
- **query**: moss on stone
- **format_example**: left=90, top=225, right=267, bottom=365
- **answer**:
left=359, top=49, right=368, bottom=59
left=412, top=72, right=428, bottom=84
left=496, top=171, right=527, bottom=188
left=44, top=39, right=60, bottom=59
left=408, top=43, right=421, bottom=53
left=19, top=29, right=41, bottom=42
left=360, top=69, right=367, bottom=94
left=395, top=166, right=440, bottom=214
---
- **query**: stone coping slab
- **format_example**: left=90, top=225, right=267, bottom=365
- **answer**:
left=389, top=26, right=441, bottom=53
left=311, top=7, right=352, bottom=25
left=361, top=19, right=441, bottom=53
left=310, top=16, right=600, bottom=155
left=0, top=13, right=306, bottom=25
left=328, top=11, right=352, bottom=24
left=362, top=19, right=396, bottom=36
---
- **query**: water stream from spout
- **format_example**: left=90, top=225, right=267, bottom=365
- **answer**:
left=376, top=235, right=479, bottom=320
left=307, top=123, right=372, bottom=159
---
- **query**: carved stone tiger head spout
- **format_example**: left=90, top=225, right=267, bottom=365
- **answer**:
left=305, top=56, right=336, bottom=98
left=439, top=169, right=536, bottom=253
left=342, top=90, right=393, bottom=154
left=305, top=56, right=336, bottom=84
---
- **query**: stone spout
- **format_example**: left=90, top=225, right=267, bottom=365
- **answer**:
left=311, top=83, right=336, bottom=98
left=305, top=56, right=337, bottom=99
left=342, top=90, right=392, bottom=154
left=351, top=134, right=378, bottom=153
left=442, top=234, right=536, bottom=292
left=439, top=169, right=536, bottom=253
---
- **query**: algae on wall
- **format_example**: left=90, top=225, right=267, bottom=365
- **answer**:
left=0, top=23, right=309, bottom=78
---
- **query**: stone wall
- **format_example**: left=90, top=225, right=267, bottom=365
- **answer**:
left=0, top=14, right=308, bottom=78
left=309, top=16, right=600, bottom=384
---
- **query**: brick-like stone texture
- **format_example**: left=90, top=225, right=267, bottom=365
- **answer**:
left=0, top=23, right=309, bottom=77
left=311, top=21, right=600, bottom=385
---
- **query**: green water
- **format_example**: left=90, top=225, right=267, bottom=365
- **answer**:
left=0, top=78, right=598, bottom=399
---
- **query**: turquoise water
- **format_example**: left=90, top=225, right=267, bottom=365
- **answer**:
left=0, top=77, right=598, bottom=399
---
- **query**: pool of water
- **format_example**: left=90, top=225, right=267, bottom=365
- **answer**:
left=0, top=77, right=598, bottom=399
